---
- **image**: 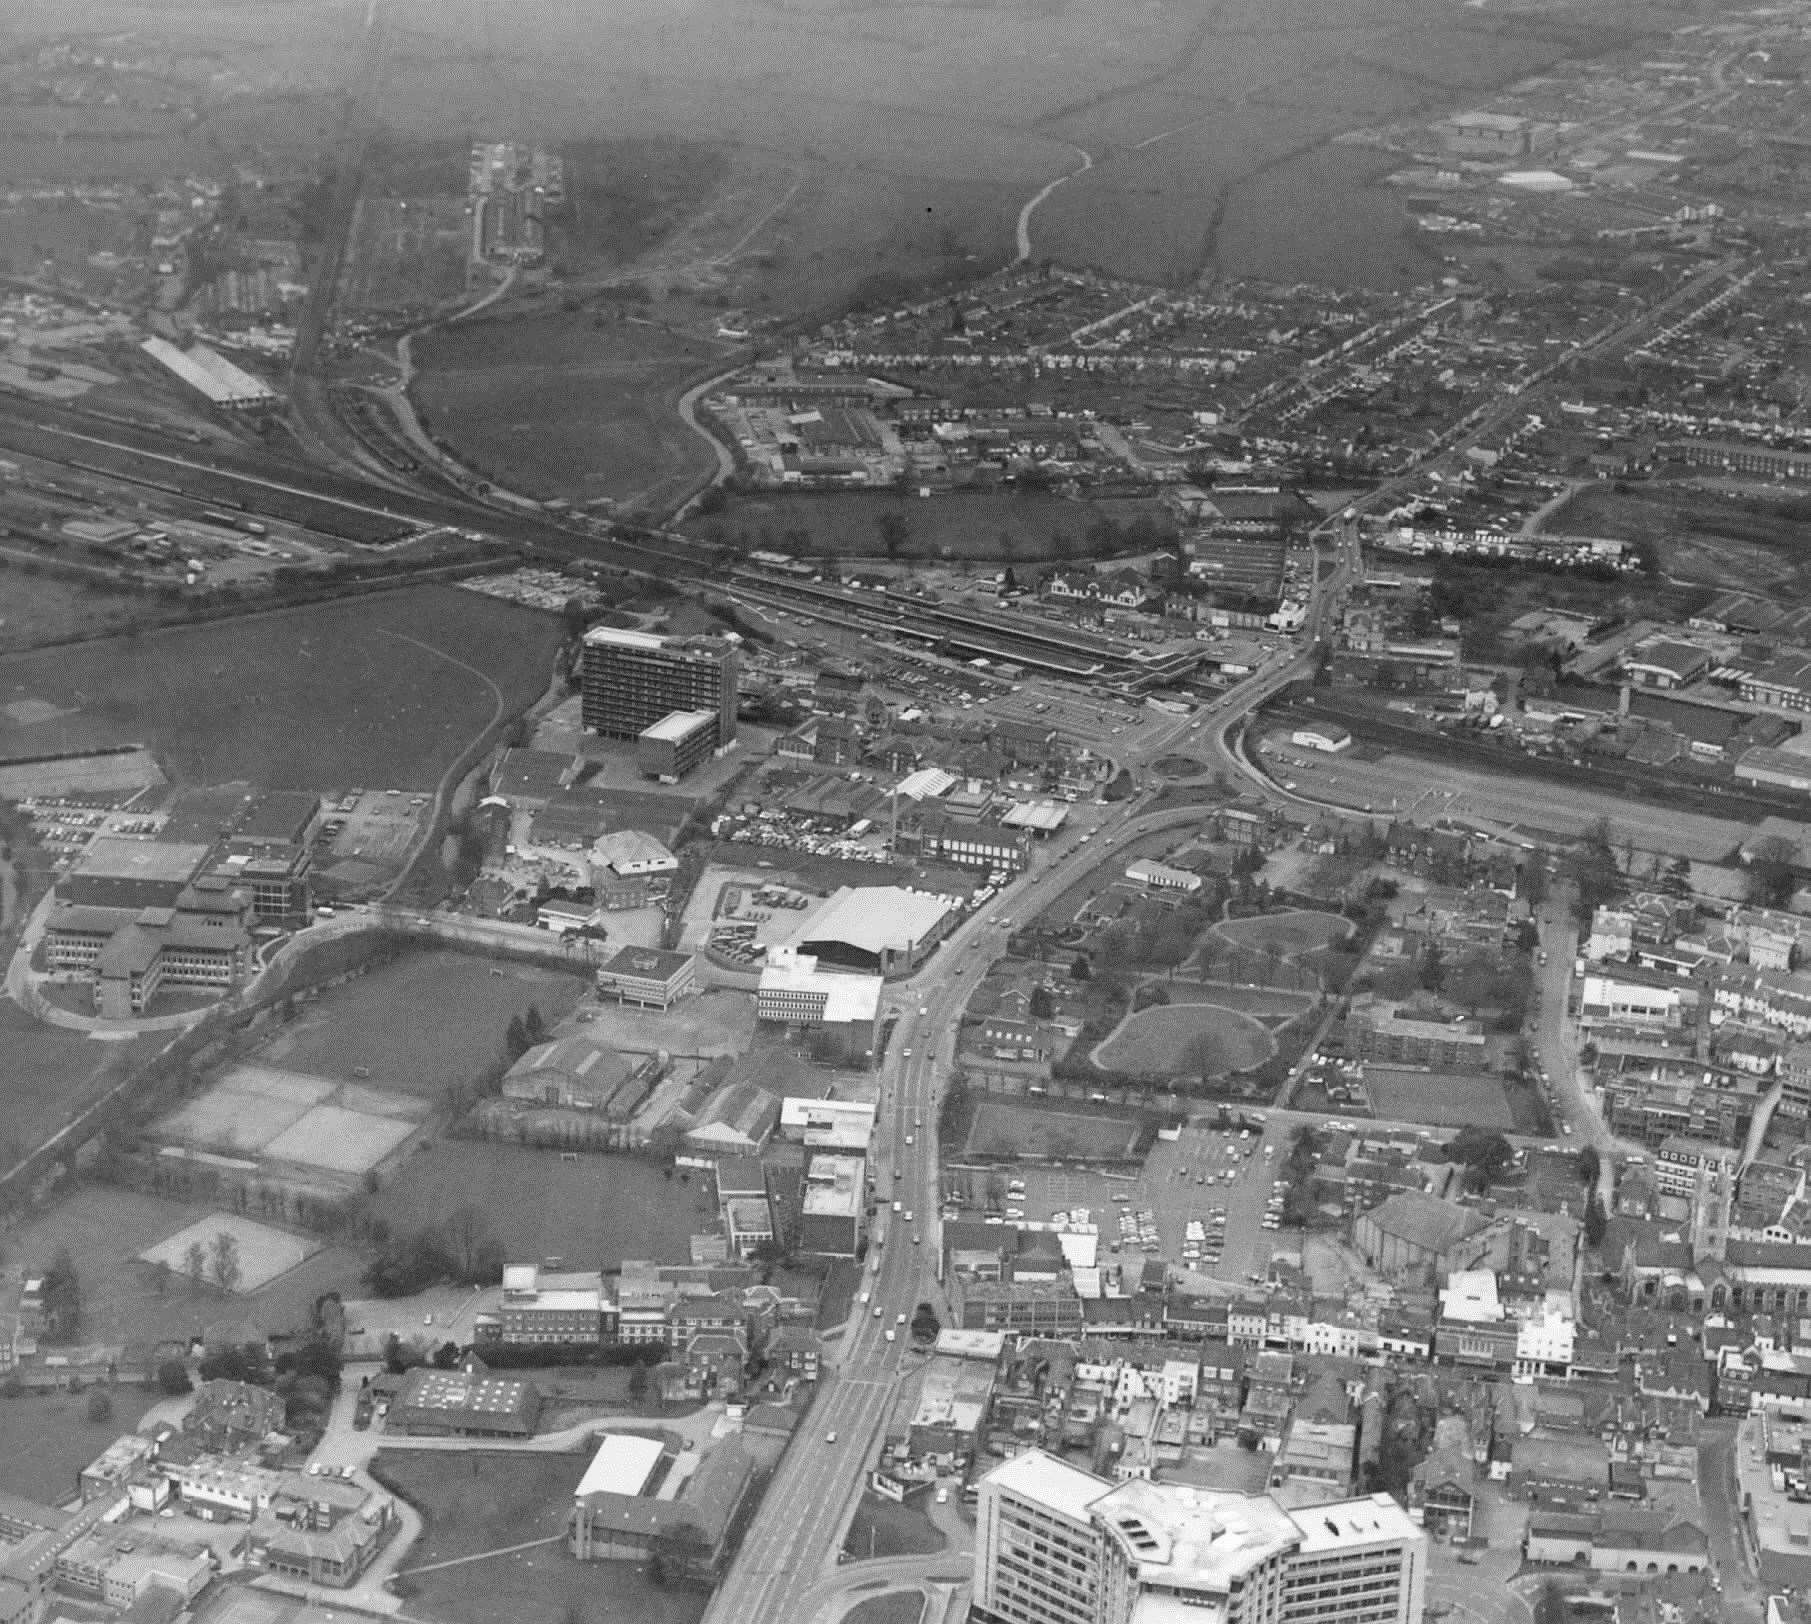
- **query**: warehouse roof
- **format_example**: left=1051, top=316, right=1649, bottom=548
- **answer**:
left=1359, top=1192, right=1491, bottom=1255
left=574, top=1433, right=665, bottom=1501
left=800, top=885, right=954, bottom=957
left=70, top=838, right=211, bottom=884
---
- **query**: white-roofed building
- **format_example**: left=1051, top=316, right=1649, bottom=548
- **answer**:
left=972, top=1449, right=1428, bottom=1624
left=637, top=709, right=719, bottom=782
left=798, top=1153, right=865, bottom=1256
left=779, top=1095, right=875, bottom=1151
left=590, top=830, right=680, bottom=877
left=1001, top=800, right=1070, bottom=834
left=1125, top=858, right=1203, bottom=894
left=897, top=767, right=958, bottom=801
left=574, top=1433, right=666, bottom=1501
left=140, top=336, right=279, bottom=406
left=797, top=884, right=956, bottom=974
left=756, top=946, right=881, bottom=1062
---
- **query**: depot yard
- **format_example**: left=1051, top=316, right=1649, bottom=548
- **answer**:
left=1269, top=745, right=1752, bottom=862
left=963, top=1101, right=1142, bottom=1162
left=1093, top=1003, right=1275, bottom=1077
left=373, top=1142, right=712, bottom=1267
left=255, top=949, right=590, bottom=1101
left=0, top=585, right=562, bottom=790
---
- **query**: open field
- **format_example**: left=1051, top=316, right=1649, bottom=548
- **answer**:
left=0, top=1384, right=160, bottom=1504
left=0, top=1184, right=363, bottom=1354
left=686, top=490, right=1172, bottom=564
left=0, top=586, right=561, bottom=791
left=256, top=950, right=589, bottom=1100
left=0, top=1002, right=166, bottom=1161
left=1362, top=1068, right=1517, bottom=1132
left=413, top=314, right=722, bottom=513
left=1211, top=911, right=1351, bottom=959
left=1556, top=480, right=1811, bottom=594
left=373, top=1143, right=713, bottom=1266
left=847, top=1594, right=927, bottom=1624
left=843, top=1493, right=946, bottom=1560
left=1094, top=1004, right=1275, bottom=1078
left=963, top=1103, right=1140, bottom=1162
left=375, top=1448, right=708, bottom=1624
left=0, top=565, right=170, bottom=652
left=140, top=1213, right=320, bottom=1293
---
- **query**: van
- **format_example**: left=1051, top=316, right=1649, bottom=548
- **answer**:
left=885, top=1329, right=896, bottom=1342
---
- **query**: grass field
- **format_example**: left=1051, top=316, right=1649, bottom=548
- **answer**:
left=374, top=1143, right=712, bottom=1267
left=0, top=586, right=562, bottom=791
left=0, top=1184, right=363, bottom=1363
left=376, top=1449, right=707, bottom=1624
left=1211, top=911, right=1352, bottom=959
left=140, top=1214, right=319, bottom=1293
left=257, top=950, right=589, bottom=1100
left=1161, top=983, right=1316, bottom=1020
left=1363, top=1068, right=1516, bottom=1131
left=0, top=1001, right=166, bottom=1162
left=964, top=1103, right=1140, bottom=1161
left=1093, top=1005, right=1275, bottom=1078
left=685, top=490, right=1173, bottom=564
left=847, top=1594, right=927, bottom=1624
left=413, top=314, right=720, bottom=514
left=0, top=564, right=168, bottom=652
left=842, top=1492, right=946, bottom=1560
left=0, top=1384, right=159, bottom=1504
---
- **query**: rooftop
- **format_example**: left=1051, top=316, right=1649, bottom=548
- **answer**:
left=799, top=885, right=955, bottom=957
left=641, top=709, right=717, bottom=743
left=70, top=837, right=211, bottom=884
left=801, top=1152, right=865, bottom=1219
left=574, top=1433, right=665, bottom=1500
left=1094, top=1476, right=1301, bottom=1589
left=982, top=1447, right=1110, bottom=1524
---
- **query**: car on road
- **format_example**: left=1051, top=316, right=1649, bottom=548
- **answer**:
left=906, top=1135, right=915, bottom=1146
left=825, top=1431, right=838, bottom=1445
left=893, top=1201, right=902, bottom=1212
left=919, top=1006, right=929, bottom=1016
left=902, top=1048, right=912, bottom=1059
left=874, top=1305, right=883, bottom=1317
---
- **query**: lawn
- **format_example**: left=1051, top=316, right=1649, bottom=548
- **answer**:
left=1211, top=911, right=1352, bottom=959
left=846, top=1595, right=926, bottom=1624
left=1094, top=1004, right=1275, bottom=1077
left=1363, top=1068, right=1517, bottom=1131
left=374, top=1143, right=713, bottom=1267
left=375, top=1448, right=707, bottom=1624
left=685, top=489, right=1174, bottom=563
left=1161, top=982, right=1316, bottom=1021
left=963, top=1103, right=1141, bottom=1161
left=842, top=1491, right=946, bottom=1560
left=0, top=1384, right=160, bottom=1504
left=255, top=949, right=589, bottom=1100
left=0, top=1000, right=167, bottom=1162
left=0, top=1185, right=363, bottom=1374
left=0, top=585, right=563, bottom=791
left=0, top=564, right=169, bottom=653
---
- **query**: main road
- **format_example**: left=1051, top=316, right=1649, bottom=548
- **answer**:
left=703, top=529, right=1357, bottom=1624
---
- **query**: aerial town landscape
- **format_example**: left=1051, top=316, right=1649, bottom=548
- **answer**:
left=18, top=2, right=1811, bottom=1624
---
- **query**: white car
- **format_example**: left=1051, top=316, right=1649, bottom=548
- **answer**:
left=906, top=1135, right=915, bottom=1147
left=902, top=1048, right=912, bottom=1059
left=897, top=1313, right=908, bottom=1326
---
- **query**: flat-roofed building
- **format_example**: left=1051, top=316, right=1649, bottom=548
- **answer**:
left=798, top=1153, right=864, bottom=1256
left=637, top=709, right=719, bottom=782
left=574, top=1433, right=665, bottom=1501
left=387, top=1363, right=540, bottom=1437
left=756, top=946, right=881, bottom=1062
left=487, top=1265, right=609, bottom=1348
left=581, top=626, right=738, bottom=750
left=596, top=946, right=696, bottom=1009
left=974, top=1450, right=1427, bottom=1624
left=59, top=838, right=211, bottom=911
left=779, top=1095, right=875, bottom=1151
left=1125, top=858, right=1202, bottom=894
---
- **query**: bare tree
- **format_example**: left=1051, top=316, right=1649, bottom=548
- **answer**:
left=209, top=1231, right=242, bottom=1295
left=184, top=1241, right=208, bottom=1290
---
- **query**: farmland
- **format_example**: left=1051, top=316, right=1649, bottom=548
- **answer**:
left=963, top=1102, right=1141, bottom=1162
left=372, top=1143, right=712, bottom=1267
left=374, top=1449, right=709, bottom=1624
left=1094, top=1004, right=1276, bottom=1079
left=255, top=949, right=590, bottom=1102
left=0, top=586, right=563, bottom=791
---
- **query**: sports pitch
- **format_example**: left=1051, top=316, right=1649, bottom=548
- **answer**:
left=151, top=1064, right=426, bottom=1174
left=964, top=1103, right=1141, bottom=1161
left=140, top=1213, right=318, bottom=1293
left=1363, top=1068, right=1517, bottom=1131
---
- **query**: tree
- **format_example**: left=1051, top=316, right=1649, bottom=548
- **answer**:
left=444, top=1205, right=497, bottom=1282
left=505, top=1013, right=531, bottom=1060
left=1070, top=955, right=1092, bottom=982
left=911, top=1301, right=941, bottom=1341
left=1533, top=1579, right=1569, bottom=1624
left=877, top=511, right=911, bottom=561
left=86, top=1389, right=113, bottom=1425
left=40, top=1248, right=81, bottom=1342
left=1584, top=1193, right=1608, bottom=1248
left=1574, top=1145, right=1601, bottom=1189
left=523, top=1004, right=548, bottom=1047
left=432, top=1340, right=461, bottom=1369
left=1747, top=833, right=1799, bottom=910
left=1029, top=984, right=1055, bottom=1020
left=210, top=1231, right=242, bottom=1295
left=184, top=1241, right=208, bottom=1290
left=156, top=1359, right=193, bottom=1397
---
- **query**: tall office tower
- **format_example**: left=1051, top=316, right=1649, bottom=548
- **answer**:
left=579, top=626, right=740, bottom=749
left=974, top=1450, right=1426, bottom=1624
